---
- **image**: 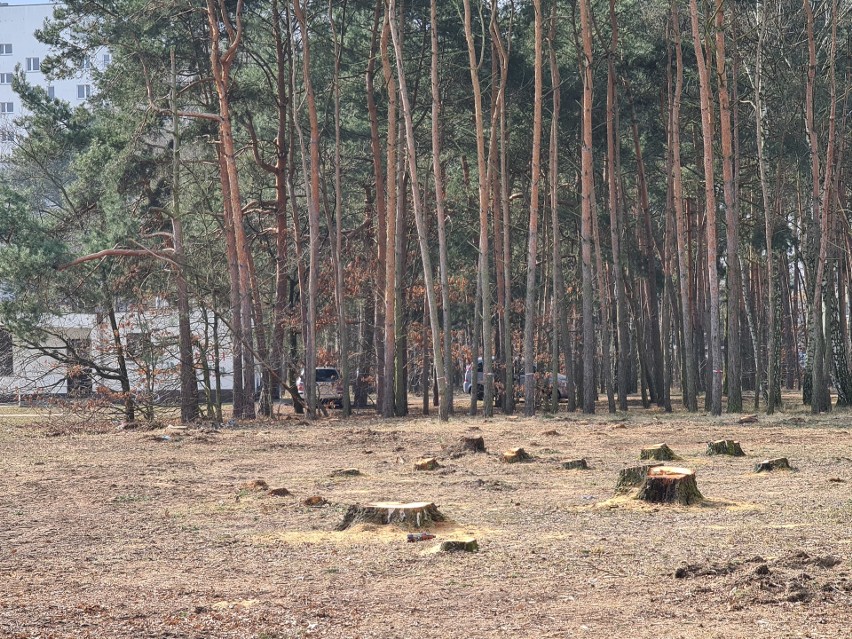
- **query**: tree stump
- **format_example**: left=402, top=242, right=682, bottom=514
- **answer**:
left=336, top=501, right=446, bottom=530
left=414, top=457, right=441, bottom=471
left=561, top=458, right=589, bottom=470
left=439, top=538, right=479, bottom=552
left=331, top=468, right=362, bottom=477
left=303, top=495, right=328, bottom=507
left=706, top=439, right=745, bottom=456
left=447, top=435, right=486, bottom=457
left=640, top=443, right=679, bottom=461
left=615, top=463, right=663, bottom=493
left=754, top=457, right=791, bottom=473
left=636, top=466, right=703, bottom=505
left=502, top=447, right=531, bottom=463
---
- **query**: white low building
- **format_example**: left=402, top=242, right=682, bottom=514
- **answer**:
left=0, top=307, right=236, bottom=401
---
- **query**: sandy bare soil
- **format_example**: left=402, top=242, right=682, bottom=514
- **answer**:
left=1, top=398, right=850, bottom=639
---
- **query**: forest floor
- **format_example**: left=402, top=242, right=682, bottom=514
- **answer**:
left=1, top=394, right=850, bottom=639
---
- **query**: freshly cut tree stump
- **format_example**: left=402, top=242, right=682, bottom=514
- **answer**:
left=636, top=466, right=703, bottom=505
left=447, top=435, right=486, bottom=457
left=502, top=447, right=531, bottom=463
left=615, top=463, right=663, bottom=493
left=640, top=443, right=679, bottom=461
left=706, top=439, right=745, bottom=456
left=414, top=457, right=441, bottom=471
left=439, top=538, right=478, bottom=552
left=561, top=458, right=589, bottom=470
left=754, top=457, right=791, bottom=473
left=336, top=501, right=446, bottom=530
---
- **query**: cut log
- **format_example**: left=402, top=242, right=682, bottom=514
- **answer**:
left=331, top=468, right=362, bottom=477
left=615, top=463, right=663, bottom=493
left=753, top=457, right=791, bottom=473
left=336, top=501, right=446, bottom=530
left=635, top=466, right=703, bottom=505
left=267, top=487, right=291, bottom=497
left=502, top=447, right=531, bottom=463
left=561, top=458, right=589, bottom=470
left=414, top=457, right=441, bottom=471
left=739, top=414, right=759, bottom=424
left=447, top=435, right=486, bottom=457
left=706, top=439, right=745, bottom=456
left=640, top=443, right=679, bottom=461
left=439, top=538, right=479, bottom=552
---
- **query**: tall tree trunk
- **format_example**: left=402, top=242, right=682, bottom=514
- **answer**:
left=388, top=0, right=449, bottom=421
left=462, top=0, right=495, bottom=416
left=689, top=0, right=722, bottom=416
left=521, top=0, right=543, bottom=415
left=753, top=0, right=776, bottom=413
left=714, top=2, right=741, bottom=413
left=579, top=0, right=596, bottom=414
left=329, top=0, right=351, bottom=416
left=365, top=0, right=387, bottom=414
left=430, top=0, right=453, bottom=416
left=606, top=0, right=628, bottom=412
left=492, top=5, right=515, bottom=414
left=293, top=0, right=322, bottom=419
left=547, top=3, right=573, bottom=413
left=170, top=49, right=199, bottom=423
left=670, top=0, right=697, bottom=411
left=380, top=11, right=398, bottom=418
left=206, top=0, right=253, bottom=419
left=804, top=0, right=836, bottom=413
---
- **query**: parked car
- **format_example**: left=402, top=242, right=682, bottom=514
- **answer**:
left=515, top=369, right=570, bottom=402
left=296, top=366, right=345, bottom=405
left=464, top=358, right=510, bottom=403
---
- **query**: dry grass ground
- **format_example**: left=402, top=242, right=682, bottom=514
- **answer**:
left=0, top=396, right=850, bottom=638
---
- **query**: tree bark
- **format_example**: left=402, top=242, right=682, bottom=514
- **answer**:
left=388, top=0, right=449, bottom=421
left=462, top=0, right=495, bottom=417
left=714, top=3, right=742, bottom=413
left=689, top=0, right=722, bottom=416
left=579, top=0, right=596, bottom=414
left=292, top=0, right=321, bottom=420
left=671, top=0, right=696, bottom=411
left=517, top=0, right=544, bottom=415
left=430, top=0, right=453, bottom=417
left=606, top=0, right=628, bottom=412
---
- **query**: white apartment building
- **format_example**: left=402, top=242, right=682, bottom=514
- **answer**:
left=0, top=1, right=102, bottom=151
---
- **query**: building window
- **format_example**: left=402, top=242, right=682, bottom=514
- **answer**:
left=0, top=329, right=13, bottom=376
left=26, top=57, right=40, bottom=72
left=47, top=86, right=55, bottom=99
left=81, top=56, right=91, bottom=70
left=0, top=73, right=11, bottom=84
left=77, top=84, right=91, bottom=99
left=102, top=53, right=111, bottom=66
left=0, top=131, right=14, bottom=143
left=0, top=103, right=13, bottom=114
left=0, top=44, right=11, bottom=56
